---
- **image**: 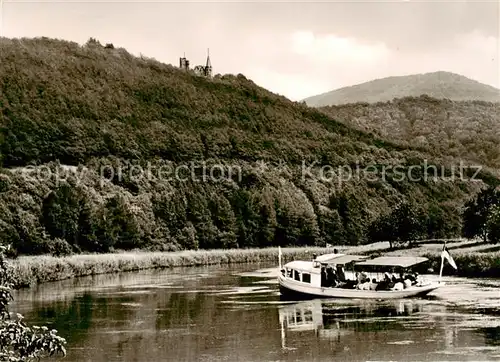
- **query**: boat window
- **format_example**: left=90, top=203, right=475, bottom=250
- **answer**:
left=296, top=312, right=303, bottom=323
left=302, top=273, right=311, bottom=283
left=294, top=270, right=300, bottom=281
left=286, top=268, right=292, bottom=278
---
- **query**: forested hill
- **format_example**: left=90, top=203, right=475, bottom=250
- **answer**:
left=0, top=37, right=496, bottom=255
left=319, top=96, right=500, bottom=170
left=303, top=71, right=500, bottom=107
left=0, top=36, right=381, bottom=168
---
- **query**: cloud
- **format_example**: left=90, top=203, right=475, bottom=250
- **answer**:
left=249, top=67, right=333, bottom=101
left=248, top=31, right=393, bottom=100
left=290, top=31, right=390, bottom=64
left=458, top=30, right=498, bottom=56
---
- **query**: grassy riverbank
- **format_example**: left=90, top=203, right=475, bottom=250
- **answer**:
left=8, top=247, right=335, bottom=288
left=8, top=239, right=500, bottom=288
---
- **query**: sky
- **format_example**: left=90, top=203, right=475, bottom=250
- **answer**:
left=1, top=0, right=499, bottom=100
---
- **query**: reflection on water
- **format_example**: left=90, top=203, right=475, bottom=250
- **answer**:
left=11, top=264, right=500, bottom=361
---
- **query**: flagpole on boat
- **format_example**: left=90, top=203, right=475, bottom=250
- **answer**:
left=278, top=246, right=282, bottom=270
left=439, top=256, right=444, bottom=283
left=439, top=242, right=445, bottom=283
left=439, top=241, right=458, bottom=284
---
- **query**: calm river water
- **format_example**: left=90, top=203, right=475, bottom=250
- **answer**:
left=11, top=263, right=500, bottom=361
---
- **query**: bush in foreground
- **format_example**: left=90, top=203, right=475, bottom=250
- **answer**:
left=0, top=246, right=66, bottom=361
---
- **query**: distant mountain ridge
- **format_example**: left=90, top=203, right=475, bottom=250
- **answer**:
left=304, top=71, right=500, bottom=106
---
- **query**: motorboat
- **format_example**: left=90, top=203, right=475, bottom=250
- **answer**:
left=278, top=251, right=444, bottom=299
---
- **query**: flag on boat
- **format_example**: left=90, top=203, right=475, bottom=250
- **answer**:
left=441, top=244, right=457, bottom=270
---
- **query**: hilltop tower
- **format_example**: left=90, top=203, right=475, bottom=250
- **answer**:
left=179, top=53, right=190, bottom=70
left=205, top=48, right=212, bottom=77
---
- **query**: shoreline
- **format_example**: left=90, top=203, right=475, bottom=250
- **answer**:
left=8, top=247, right=331, bottom=289
left=8, top=242, right=499, bottom=289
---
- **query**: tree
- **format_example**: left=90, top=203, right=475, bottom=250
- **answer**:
left=425, top=203, right=460, bottom=240
left=317, top=208, right=345, bottom=247
left=394, top=203, right=426, bottom=247
left=41, top=184, right=81, bottom=246
left=486, top=205, right=500, bottom=244
left=100, top=195, right=141, bottom=251
left=230, top=189, right=260, bottom=248
left=368, top=212, right=396, bottom=249
left=207, top=194, right=238, bottom=248
left=462, top=187, right=500, bottom=242
left=85, top=37, right=102, bottom=47
left=329, top=193, right=367, bottom=245
left=368, top=202, right=426, bottom=249
left=0, top=246, right=67, bottom=360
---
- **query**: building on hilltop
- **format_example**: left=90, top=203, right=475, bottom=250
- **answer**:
left=182, top=49, right=212, bottom=78
left=204, top=48, right=212, bottom=77
left=179, top=53, right=190, bottom=70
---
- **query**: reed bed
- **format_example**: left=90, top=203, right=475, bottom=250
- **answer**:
left=8, top=247, right=334, bottom=288
left=421, top=250, right=500, bottom=278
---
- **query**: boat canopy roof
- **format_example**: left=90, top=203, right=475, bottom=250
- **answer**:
left=355, top=256, right=429, bottom=268
left=284, top=260, right=320, bottom=273
left=315, top=253, right=344, bottom=262
left=317, top=254, right=369, bottom=265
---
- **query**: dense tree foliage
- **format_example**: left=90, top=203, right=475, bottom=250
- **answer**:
left=368, top=202, right=428, bottom=249
left=320, top=96, right=500, bottom=169
left=462, top=187, right=500, bottom=243
left=0, top=37, right=498, bottom=254
left=487, top=205, right=500, bottom=243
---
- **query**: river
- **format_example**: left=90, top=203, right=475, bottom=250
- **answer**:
left=11, top=263, right=500, bottom=361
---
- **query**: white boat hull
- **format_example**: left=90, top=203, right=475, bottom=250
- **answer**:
left=278, top=274, right=442, bottom=300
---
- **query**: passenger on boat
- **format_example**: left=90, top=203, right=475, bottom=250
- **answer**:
left=356, top=278, right=378, bottom=291
left=375, top=282, right=386, bottom=291
left=376, top=272, right=395, bottom=291
left=399, top=272, right=406, bottom=282
left=356, top=271, right=369, bottom=284
left=353, top=271, right=370, bottom=289
left=415, top=272, right=421, bottom=285
left=342, top=280, right=357, bottom=289
left=326, top=265, right=337, bottom=287
left=403, top=278, right=412, bottom=289
left=391, top=282, right=404, bottom=291
left=321, top=266, right=327, bottom=287
left=403, top=273, right=414, bottom=282
left=336, top=266, right=346, bottom=282
left=403, top=272, right=419, bottom=285
left=356, top=281, right=370, bottom=290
